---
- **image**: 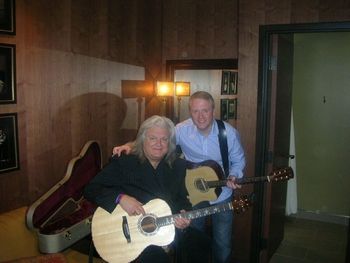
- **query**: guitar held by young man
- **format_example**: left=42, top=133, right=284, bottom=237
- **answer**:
left=185, top=160, right=294, bottom=205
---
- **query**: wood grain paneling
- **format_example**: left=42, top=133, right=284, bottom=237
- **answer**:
left=235, top=1, right=263, bottom=261
left=1, top=1, right=349, bottom=262
left=0, top=0, right=161, bottom=213
left=162, top=0, right=238, bottom=62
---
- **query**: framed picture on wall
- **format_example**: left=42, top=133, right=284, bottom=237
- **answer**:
left=0, top=0, right=15, bottom=34
left=0, top=113, right=19, bottom=174
left=0, top=44, right=16, bottom=104
left=228, top=98, right=237, bottom=119
left=220, top=99, right=228, bottom=120
left=228, top=71, right=238, bottom=95
left=221, top=71, right=230, bottom=95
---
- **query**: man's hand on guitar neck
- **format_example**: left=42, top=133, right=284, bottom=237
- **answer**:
left=226, top=176, right=242, bottom=190
left=174, top=210, right=191, bottom=230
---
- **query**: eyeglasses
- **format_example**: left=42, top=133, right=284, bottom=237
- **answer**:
left=146, top=136, right=169, bottom=145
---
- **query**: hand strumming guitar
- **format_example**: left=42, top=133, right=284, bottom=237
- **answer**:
left=119, top=194, right=190, bottom=229
left=118, top=194, right=145, bottom=216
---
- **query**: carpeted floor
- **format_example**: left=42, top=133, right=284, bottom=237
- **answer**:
left=270, top=217, right=348, bottom=263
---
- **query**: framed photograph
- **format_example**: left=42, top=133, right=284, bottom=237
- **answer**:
left=0, top=0, right=15, bottom=34
left=228, top=99, right=237, bottom=119
left=0, top=113, right=19, bottom=173
left=220, top=99, right=228, bottom=120
left=229, top=71, right=238, bottom=95
left=0, top=43, right=16, bottom=104
left=221, top=71, right=229, bottom=95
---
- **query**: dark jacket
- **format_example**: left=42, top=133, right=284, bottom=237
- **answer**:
left=84, top=154, right=191, bottom=214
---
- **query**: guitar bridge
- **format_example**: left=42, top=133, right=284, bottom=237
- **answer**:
left=122, top=216, right=131, bottom=243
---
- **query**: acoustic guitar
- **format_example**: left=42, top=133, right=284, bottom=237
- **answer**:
left=185, top=160, right=294, bottom=206
left=91, top=195, right=253, bottom=263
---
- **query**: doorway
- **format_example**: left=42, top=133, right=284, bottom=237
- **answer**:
left=254, top=22, right=350, bottom=263
left=166, top=59, right=237, bottom=122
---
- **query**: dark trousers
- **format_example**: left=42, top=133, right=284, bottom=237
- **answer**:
left=137, top=245, right=171, bottom=263
left=136, top=227, right=211, bottom=263
left=175, top=227, right=211, bottom=263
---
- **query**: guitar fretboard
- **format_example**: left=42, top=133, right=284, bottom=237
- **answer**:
left=156, top=201, right=239, bottom=227
left=207, top=167, right=293, bottom=188
left=208, top=176, right=270, bottom=188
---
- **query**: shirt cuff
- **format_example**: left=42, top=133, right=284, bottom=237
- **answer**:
left=115, top=193, right=124, bottom=204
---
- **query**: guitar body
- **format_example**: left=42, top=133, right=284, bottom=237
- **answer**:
left=92, top=199, right=175, bottom=263
left=92, top=195, right=254, bottom=263
left=185, top=160, right=224, bottom=205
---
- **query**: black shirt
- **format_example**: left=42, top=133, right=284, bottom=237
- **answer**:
left=84, top=154, right=191, bottom=214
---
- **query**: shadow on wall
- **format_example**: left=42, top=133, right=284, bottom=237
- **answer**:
left=53, top=92, right=129, bottom=167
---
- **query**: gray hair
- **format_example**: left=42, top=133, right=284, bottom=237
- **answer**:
left=132, top=115, right=176, bottom=166
left=189, top=91, right=215, bottom=110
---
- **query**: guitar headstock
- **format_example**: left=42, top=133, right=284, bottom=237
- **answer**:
left=232, top=194, right=254, bottom=214
left=269, top=167, right=294, bottom=182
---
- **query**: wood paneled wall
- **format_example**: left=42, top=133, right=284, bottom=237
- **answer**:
left=162, top=0, right=239, bottom=63
left=0, top=0, right=162, bottom=213
left=0, top=0, right=349, bottom=261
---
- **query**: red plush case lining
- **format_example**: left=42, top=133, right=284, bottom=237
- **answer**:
left=30, top=142, right=100, bottom=234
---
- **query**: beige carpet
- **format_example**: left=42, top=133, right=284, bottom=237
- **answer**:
left=0, top=206, right=104, bottom=263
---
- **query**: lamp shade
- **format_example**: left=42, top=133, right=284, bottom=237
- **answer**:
left=156, top=81, right=174, bottom=97
left=175, top=82, right=191, bottom=96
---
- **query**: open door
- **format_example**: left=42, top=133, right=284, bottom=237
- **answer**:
left=264, top=33, right=294, bottom=260
left=252, top=22, right=350, bottom=263
left=252, top=32, right=294, bottom=263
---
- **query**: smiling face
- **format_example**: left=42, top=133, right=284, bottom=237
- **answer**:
left=143, top=126, right=170, bottom=168
left=189, top=98, right=215, bottom=136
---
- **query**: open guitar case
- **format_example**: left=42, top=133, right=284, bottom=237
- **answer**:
left=26, top=140, right=101, bottom=254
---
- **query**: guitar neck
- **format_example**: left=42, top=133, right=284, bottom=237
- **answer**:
left=207, top=176, right=270, bottom=188
left=157, top=201, right=234, bottom=227
left=237, top=176, right=270, bottom=184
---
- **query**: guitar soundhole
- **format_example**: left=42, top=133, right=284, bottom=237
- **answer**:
left=194, top=178, right=209, bottom=192
left=138, top=214, right=158, bottom=236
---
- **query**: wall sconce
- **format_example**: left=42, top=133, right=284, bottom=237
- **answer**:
left=175, top=81, right=191, bottom=122
left=156, top=81, right=174, bottom=116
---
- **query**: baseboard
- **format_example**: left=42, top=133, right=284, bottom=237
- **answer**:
left=289, top=210, right=349, bottom=226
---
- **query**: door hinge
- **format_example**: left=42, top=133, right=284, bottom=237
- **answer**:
left=269, top=56, right=277, bottom=70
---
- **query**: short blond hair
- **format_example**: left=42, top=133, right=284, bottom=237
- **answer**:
left=189, top=91, right=215, bottom=110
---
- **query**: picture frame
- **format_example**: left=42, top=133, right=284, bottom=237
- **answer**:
left=0, top=113, right=19, bottom=174
left=0, top=43, right=16, bottom=104
left=228, top=98, right=237, bottom=119
left=221, top=71, right=230, bottom=95
left=228, top=71, right=238, bottom=95
left=0, top=0, right=15, bottom=35
left=220, top=99, right=228, bottom=120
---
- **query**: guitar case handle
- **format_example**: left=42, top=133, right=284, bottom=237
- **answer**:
left=122, top=216, right=131, bottom=243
